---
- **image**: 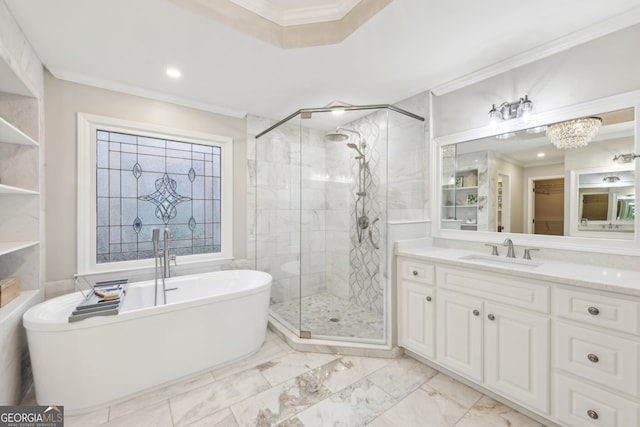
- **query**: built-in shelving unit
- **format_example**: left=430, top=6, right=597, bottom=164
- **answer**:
left=441, top=168, right=479, bottom=230
left=0, top=11, right=44, bottom=404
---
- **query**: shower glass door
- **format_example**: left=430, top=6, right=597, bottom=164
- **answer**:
left=255, top=117, right=303, bottom=336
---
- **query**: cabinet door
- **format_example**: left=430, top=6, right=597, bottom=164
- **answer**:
left=436, top=290, right=483, bottom=382
left=399, top=281, right=435, bottom=358
left=484, top=302, right=550, bottom=413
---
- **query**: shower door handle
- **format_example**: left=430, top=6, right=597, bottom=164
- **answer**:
left=368, top=217, right=380, bottom=250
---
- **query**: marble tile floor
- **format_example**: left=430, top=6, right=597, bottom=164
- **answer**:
left=270, top=292, right=384, bottom=340
left=21, top=330, right=544, bottom=427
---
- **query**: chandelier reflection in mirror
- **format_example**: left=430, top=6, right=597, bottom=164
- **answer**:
left=546, top=117, right=602, bottom=149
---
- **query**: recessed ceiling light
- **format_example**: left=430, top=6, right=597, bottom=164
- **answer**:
left=537, top=152, right=545, bottom=158
left=166, top=67, right=182, bottom=79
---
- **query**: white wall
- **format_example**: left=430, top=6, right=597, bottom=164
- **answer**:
left=44, top=72, right=247, bottom=286
left=433, top=24, right=640, bottom=137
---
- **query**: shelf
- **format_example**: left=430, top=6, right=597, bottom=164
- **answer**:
left=0, top=241, right=39, bottom=257
left=0, top=290, right=41, bottom=325
left=0, top=184, right=39, bottom=195
left=442, top=186, right=478, bottom=190
left=0, top=115, right=39, bottom=146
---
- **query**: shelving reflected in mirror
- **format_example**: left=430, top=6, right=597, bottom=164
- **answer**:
left=440, top=107, right=636, bottom=240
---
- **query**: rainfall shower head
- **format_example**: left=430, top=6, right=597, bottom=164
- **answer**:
left=324, top=131, right=349, bottom=142
left=325, top=127, right=363, bottom=142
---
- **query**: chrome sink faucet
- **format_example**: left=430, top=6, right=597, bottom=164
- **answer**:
left=503, top=238, right=516, bottom=258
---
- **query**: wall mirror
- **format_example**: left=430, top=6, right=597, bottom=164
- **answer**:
left=438, top=105, right=637, bottom=242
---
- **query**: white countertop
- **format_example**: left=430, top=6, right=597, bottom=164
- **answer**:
left=396, top=243, right=640, bottom=297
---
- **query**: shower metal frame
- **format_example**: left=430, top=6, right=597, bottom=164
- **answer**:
left=255, top=104, right=424, bottom=139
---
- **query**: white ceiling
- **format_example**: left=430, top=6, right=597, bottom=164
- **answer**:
left=5, top=0, right=640, bottom=122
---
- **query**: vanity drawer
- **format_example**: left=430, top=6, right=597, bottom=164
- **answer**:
left=399, top=259, right=434, bottom=285
left=436, top=267, right=549, bottom=313
left=555, top=287, right=640, bottom=335
left=556, top=374, right=638, bottom=427
left=556, top=322, right=639, bottom=396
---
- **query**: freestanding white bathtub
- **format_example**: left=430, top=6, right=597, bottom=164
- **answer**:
left=23, top=270, right=272, bottom=414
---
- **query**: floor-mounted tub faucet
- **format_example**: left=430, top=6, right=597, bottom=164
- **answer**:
left=152, top=229, right=166, bottom=305
left=503, top=238, right=516, bottom=258
left=163, top=228, right=176, bottom=279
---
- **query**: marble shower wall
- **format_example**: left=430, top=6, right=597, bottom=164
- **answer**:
left=387, top=94, right=429, bottom=222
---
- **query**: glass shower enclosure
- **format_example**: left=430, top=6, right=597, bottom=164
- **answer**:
left=255, top=104, right=425, bottom=346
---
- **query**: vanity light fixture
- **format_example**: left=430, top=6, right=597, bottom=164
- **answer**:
left=603, top=175, right=621, bottom=184
left=488, top=95, right=534, bottom=128
left=613, top=153, right=640, bottom=163
left=546, top=117, right=601, bottom=149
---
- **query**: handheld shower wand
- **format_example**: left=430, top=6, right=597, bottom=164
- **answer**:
left=152, top=229, right=160, bottom=306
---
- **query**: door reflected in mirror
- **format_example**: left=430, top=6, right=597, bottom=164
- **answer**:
left=440, top=107, right=636, bottom=240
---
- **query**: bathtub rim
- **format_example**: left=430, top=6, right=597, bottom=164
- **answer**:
left=24, top=269, right=272, bottom=332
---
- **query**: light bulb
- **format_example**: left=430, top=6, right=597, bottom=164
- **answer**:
left=488, top=105, right=502, bottom=129
left=517, top=95, right=534, bottom=122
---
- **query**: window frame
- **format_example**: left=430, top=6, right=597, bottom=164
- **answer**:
left=77, top=113, right=233, bottom=275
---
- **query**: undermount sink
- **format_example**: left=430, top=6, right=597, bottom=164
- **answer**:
left=460, top=254, right=542, bottom=268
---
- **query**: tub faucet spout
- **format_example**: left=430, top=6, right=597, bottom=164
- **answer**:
left=503, top=238, right=516, bottom=258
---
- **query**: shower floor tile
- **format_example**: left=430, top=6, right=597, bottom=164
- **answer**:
left=270, top=292, right=384, bottom=340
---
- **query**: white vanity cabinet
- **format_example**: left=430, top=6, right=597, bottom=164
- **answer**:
left=396, top=253, right=640, bottom=427
left=397, top=258, right=436, bottom=358
left=435, top=266, right=550, bottom=413
left=554, top=287, right=640, bottom=427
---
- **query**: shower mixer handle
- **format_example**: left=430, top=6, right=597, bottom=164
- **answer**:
left=368, top=217, right=380, bottom=250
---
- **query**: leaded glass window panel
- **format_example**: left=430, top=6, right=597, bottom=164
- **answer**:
left=96, top=130, right=222, bottom=263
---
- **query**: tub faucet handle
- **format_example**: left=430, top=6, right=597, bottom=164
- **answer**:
left=152, top=228, right=160, bottom=255
left=484, top=243, right=499, bottom=256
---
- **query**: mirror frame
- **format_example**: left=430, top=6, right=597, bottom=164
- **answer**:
left=431, top=90, right=640, bottom=256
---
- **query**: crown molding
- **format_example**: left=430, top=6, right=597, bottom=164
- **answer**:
left=172, top=0, right=392, bottom=48
left=432, top=7, right=640, bottom=96
left=48, top=67, right=247, bottom=118
left=230, top=0, right=361, bottom=26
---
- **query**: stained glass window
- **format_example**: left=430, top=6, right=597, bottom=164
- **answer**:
left=96, top=130, right=222, bottom=263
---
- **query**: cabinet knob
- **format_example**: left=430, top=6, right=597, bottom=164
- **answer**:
left=412, top=270, right=418, bottom=276
left=487, top=314, right=495, bottom=321
left=426, top=296, right=432, bottom=302
left=587, top=353, right=599, bottom=363
left=473, top=309, right=480, bottom=316
left=587, top=306, right=600, bottom=316
left=587, top=410, right=599, bottom=420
